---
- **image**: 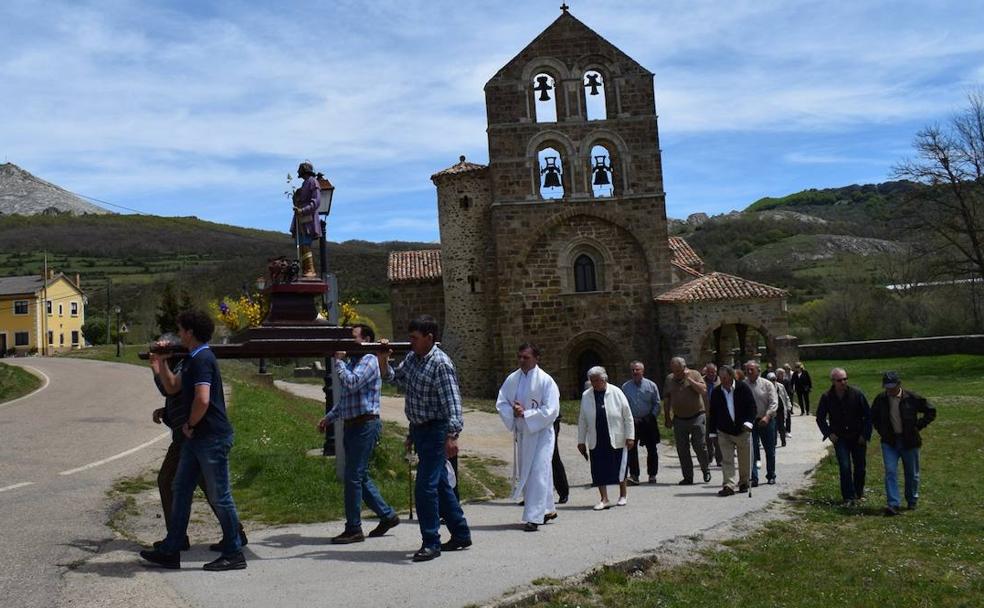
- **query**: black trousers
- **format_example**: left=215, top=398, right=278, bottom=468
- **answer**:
left=796, top=391, right=811, bottom=415
left=628, top=416, right=661, bottom=478
left=552, top=418, right=569, bottom=499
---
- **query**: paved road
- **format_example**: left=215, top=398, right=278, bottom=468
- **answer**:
left=71, top=379, right=827, bottom=608
left=0, top=357, right=170, bottom=608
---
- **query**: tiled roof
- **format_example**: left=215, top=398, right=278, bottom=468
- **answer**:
left=388, top=250, right=443, bottom=284
left=668, top=236, right=703, bottom=270
left=431, top=155, right=488, bottom=179
left=655, top=272, right=788, bottom=303
left=671, top=261, right=703, bottom=279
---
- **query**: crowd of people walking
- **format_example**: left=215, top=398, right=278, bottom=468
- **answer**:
left=137, top=312, right=937, bottom=571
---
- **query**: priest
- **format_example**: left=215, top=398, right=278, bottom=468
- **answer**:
left=495, top=342, right=561, bottom=532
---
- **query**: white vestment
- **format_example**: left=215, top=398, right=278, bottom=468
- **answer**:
left=496, top=365, right=560, bottom=525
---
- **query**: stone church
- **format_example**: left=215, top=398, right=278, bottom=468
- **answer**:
left=389, top=9, right=796, bottom=397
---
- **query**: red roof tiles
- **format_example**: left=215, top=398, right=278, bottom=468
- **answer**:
left=387, top=249, right=443, bottom=283
left=431, top=155, right=488, bottom=180
left=655, top=272, right=788, bottom=303
left=667, top=236, right=703, bottom=271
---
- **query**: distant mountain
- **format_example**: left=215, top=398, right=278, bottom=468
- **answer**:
left=0, top=163, right=112, bottom=216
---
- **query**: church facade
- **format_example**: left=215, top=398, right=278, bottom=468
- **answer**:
left=389, top=10, right=795, bottom=397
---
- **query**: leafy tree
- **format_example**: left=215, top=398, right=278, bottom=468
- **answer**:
left=155, top=282, right=180, bottom=335
left=82, top=319, right=107, bottom=345
left=179, top=289, right=195, bottom=314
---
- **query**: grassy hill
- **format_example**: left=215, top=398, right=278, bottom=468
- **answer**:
left=0, top=214, right=435, bottom=342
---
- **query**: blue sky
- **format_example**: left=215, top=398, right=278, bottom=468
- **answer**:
left=2, top=0, right=982, bottom=242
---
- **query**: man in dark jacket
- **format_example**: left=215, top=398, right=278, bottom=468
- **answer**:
left=707, top=366, right=756, bottom=497
left=792, top=362, right=813, bottom=415
left=816, top=367, right=872, bottom=506
left=871, top=371, right=936, bottom=515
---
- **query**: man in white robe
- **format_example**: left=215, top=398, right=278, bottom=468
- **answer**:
left=495, top=343, right=560, bottom=531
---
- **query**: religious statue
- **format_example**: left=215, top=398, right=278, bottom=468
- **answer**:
left=290, top=161, right=322, bottom=278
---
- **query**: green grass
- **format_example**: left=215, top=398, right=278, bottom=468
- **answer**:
left=0, top=361, right=43, bottom=403
left=65, top=345, right=508, bottom=524
left=533, top=354, right=984, bottom=608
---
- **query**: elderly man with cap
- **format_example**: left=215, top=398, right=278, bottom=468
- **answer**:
left=871, top=371, right=937, bottom=516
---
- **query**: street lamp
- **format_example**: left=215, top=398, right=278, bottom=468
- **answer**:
left=114, top=305, right=121, bottom=358
left=256, top=276, right=268, bottom=374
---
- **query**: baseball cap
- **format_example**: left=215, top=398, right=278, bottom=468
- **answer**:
left=882, top=371, right=901, bottom=388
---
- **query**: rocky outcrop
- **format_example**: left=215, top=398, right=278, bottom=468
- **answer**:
left=0, top=163, right=111, bottom=216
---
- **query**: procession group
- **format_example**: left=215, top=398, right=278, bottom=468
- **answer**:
left=137, top=312, right=936, bottom=571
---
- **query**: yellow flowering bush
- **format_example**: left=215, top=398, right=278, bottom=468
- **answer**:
left=210, top=294, right=267, bottom=333
left=337, top=298, right=377, bottom=333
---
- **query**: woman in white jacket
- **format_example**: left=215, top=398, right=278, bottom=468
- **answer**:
left=577, top=366, right=636, bottom=510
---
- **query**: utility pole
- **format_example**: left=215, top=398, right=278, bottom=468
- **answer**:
left=105, top=279, right=111, bottom=346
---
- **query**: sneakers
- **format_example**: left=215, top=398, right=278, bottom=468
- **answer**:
left=615, top=496, right=627, bottom=507
left=626, top=476, right=640, bottom=486
left=203, top=552, right=247, bottom=571
left=139, top=548, right=180, bottom=570
left=368, top=515, right=400, bottom=538
left=209, top=528, right=249, bottom=552
left=440, top=537, right=472, bottom=551
left=592, top=501, right=611, bottom=511
left=330, top=528, right=365, bottom=544
left=717, top=487, right=736, bottom=497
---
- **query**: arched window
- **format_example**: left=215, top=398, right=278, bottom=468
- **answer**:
left=574, top=254, right=597, bottom=292
left=589, top=144, right=614, bottom=198
left=538, top=147, right=565, bottom=199
left=532, top=73, right=558, bottom=123
left=583, top=70, right=607, bottom=120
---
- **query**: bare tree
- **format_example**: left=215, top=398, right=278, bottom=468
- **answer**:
left=893, top=90, right=984, bottom=280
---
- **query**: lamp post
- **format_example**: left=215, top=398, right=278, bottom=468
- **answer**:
left=316, top=174, right=341, bottom=465
left=114, top=305, right=121, bottom=358
left=255, top=276, right=268, bottom=375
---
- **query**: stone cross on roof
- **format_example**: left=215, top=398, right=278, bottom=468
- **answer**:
left=560, top=3, right=570, bottom=13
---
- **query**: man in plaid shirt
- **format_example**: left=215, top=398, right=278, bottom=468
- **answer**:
left=318, top=324, right=399, bottom=544
left=380, top=315, right=471, bottom=562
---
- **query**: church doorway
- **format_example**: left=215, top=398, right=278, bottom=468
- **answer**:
left=576, top=348, right=604, bottom=393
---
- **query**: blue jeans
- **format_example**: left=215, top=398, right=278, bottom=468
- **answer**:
left=343, top=419, right=396, bottom=531
left=881, top=439, right=920, bottom=508
left=412, top=421, right=470, bottom=550
left=751, top=418, right=777, bottom=482
left=162, top=433, right=242, bottom=556
left=833, top=437, right=867, bottom=501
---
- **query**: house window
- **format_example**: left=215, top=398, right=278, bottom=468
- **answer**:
left=468, top=275, right=481, bottom=293
left=60, top=333, right=65, bottom=346
left=583, top=70, right=608, bottom=120
left=459, top=195, right=471, bottom=209
left=574, top=254, right=598, bottom=292
left=14, top=300, right=29, bottom=315
left=47, top=300, right=52, bottom=315
left=58, top=304, right=63, bottom=316
left=70, top=301, right=79, bottom=316
left=532, top=73, right=558, bottom=123
left=72, top=331, right=79, bottom=345
left=15, top=332, right=29, bottom=346
left=48, top=331, right=53, bottom=345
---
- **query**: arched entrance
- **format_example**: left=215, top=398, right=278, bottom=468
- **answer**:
left=565, top=331, right=622, bottom=398
left=697, top=321, right=773, bottom=368
left=576, top=348, right=604, bottom=392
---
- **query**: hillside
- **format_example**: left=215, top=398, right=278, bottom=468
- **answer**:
left=0, top=163, right=112, bottom=216
left=0, top=213, right=436, bottom=342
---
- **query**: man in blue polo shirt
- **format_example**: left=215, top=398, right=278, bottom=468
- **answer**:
left=140, top=309, right=246, bottom=571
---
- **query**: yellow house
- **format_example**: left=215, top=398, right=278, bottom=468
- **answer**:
left=0, top=273, right=87, bottom=355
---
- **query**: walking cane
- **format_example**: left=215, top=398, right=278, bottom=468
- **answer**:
left=748, top=428, right=754, bottom=498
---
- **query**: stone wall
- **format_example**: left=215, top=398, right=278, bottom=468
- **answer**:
left=434, top=168, right=498, bottom=397
left=799, top=335, right=984, bottom=360
left=389, top=280, right=445, bottom=339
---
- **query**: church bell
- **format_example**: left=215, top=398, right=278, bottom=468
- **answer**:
left=541, top=156, right=562, bottom=188
left=592, top=155, right=611, bottom=186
